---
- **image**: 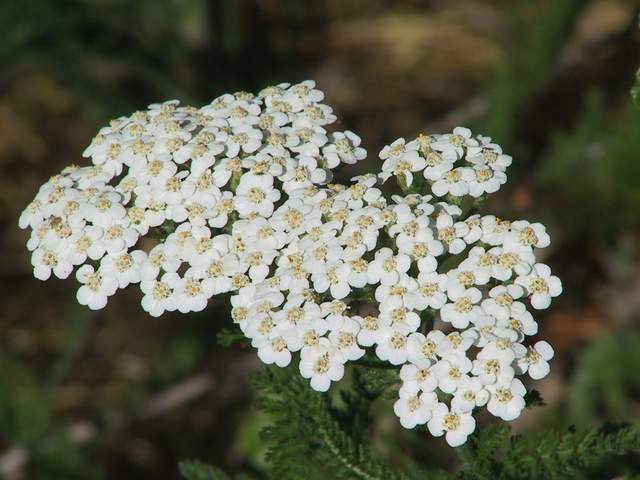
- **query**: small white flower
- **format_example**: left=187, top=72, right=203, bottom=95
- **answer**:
left=399, top=359, right=438, bottom=395
left=100, top=250, right=146, bottom=288
left=408, top=272, right=448, bottom=310
left=76, top=264, right=118, bottom=310
left=428, top=403, right=476, bottom=447
left=472, top=342, right=516, bottom=385
left=481, top=284, right=525, bottom=322
left=235, top=173, right=281, bottom=218
left=367, top=248, right=411, bottom=286
left=224, top=125, right=262, bottom=156
left=406, top=331, right=442, bottom=363
left=173, top=275, right=213, bottom=313
left=31, top=247, right=73, bottom=281
left=517, top=341, right=553, bottom=379
left=311, top=261, right=351, bottom=300
left=487, top=378, right=526, bottom=421
left=323, top=131, right=366, bottom=167
left=328, top=318, right=364, bottom=361
left=354, top=314, right=386, bottom=347
left=434, top=353, right=473, bottom=394
left=436, top=214, right=468, bottom=254
left=503, top=221, right=551, bottom=253
left=467, top=166, right=506, bottom=197
left=431, top=127, right=476, bottom=157
left=299, top=338, right=345, bottom=392
left=431, top=167, right=474, bottom=197
left=515, top=263, right=562, bottom=309
left=375, top=322, right=413, bottom=365
left=451, top=377, right=489, bottom=413
left=394, top=390, right=437, bottom=429
left=257, top=329, right=293, bottom=368
left=140, top=274, right=177, bottom=317
left=440, top=287, right=483, bottom=329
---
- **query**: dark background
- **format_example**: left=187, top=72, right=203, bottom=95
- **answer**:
left=1, top=1, right=640, bottom=478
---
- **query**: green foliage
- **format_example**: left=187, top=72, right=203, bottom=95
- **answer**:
left=249, top=364, right=416, bottom=480
left=179, top=459, right=231, bottom=480
left=535, top=92, right=640, bottom=237
left=523, top=389, right=545, bottom=409
left=484, top=0, right=587, bottom=146
left=0, top=351, right=103, bottom=480
left=569, top=330, right=640, bottom=425
left=216, top=327, right=249, bottom=347
left=459, top=423, right=640, bottom=479
left=631, top=68, right=640, bottom=108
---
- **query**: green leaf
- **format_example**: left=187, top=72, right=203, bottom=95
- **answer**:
left=249, top=365, right=417, bottom=480
left=524, top=389, right=545, bottom=409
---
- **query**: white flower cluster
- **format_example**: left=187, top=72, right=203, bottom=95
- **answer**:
left=19, top=80, right=364, bottom=310
left=379, top=127, right=511, bottom=197
left=20, top=81, right=562, bottom=447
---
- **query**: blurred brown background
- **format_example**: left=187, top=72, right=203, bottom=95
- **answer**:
left=1, top=0, right=640, bottom=478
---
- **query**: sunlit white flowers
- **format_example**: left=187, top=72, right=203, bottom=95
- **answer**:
left=20, top=81, right=562, bottom=448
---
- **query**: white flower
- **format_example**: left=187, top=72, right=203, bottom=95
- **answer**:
left=436, top=214, right=468, bottom=254
left=515, top=263, right=562, bottom=309
left=354, top=314, right=386, bottom=347
left=76, top=264, right=118, bottom=310
left=480, top=216, right=512, bottom=246
left=380, top=139, right=425, bottom=186
left=517, top=341, right=553, bottom=380
left=374, top=274, right=417, bottom=311
left=446, top=261, right=490, bottom=298
left=328, top=318, right=364, bottom=361
left=140, top=274, right=177, bottom=317
left=487, top=378, right=526, bottom=421
left=503, top=221, right=551, bottom=253
left=466, top=142, right=512, bottom=171
left=472, top=342, right=516, bottom=385
left=399, top=359, right=438, bottom=395
left=375, top=322, right=413, bottom=365
left=494, top=301, right=538, bottom=341
left=422, top=148, right=456, bottom=181
left=323, top=131, right=366, bottom=167
left=367, top=248, right=411, bottom=286
left=440, top=287, right=483, bottom=329
left=408, top=272, right=448, bottom=311
left=434, top=353, right=473, bottom=394
left=234, top=173, right=281, bottom=218
left=101, top=218, right=139, bottom=254
left=379, top=306, right=420, bottom=331
left=224, top=125, right=262, bottom=156
left=406, top=331, right=442, bottom=363
left=451, top=377, right=489, bottom=413
left=100, top=250, right=146, bottom=288
left=428, top=403, right=476, bottom=447
left=173, top=275, right=213, bottom=313
left=481, top=284, right=525, bottom=322
left=299, top=338, right=345, bottom=392
left=435, top=330, right=477, bottom=357
left=431, top=167, right=474, bottom=197
left=432, top=127, right=476, bottom=157
left=394, top=390, right=437, bottom=429
left=311, top=261, right=351, bottom=300
left=31, top=248, right=73, bottom=281
left=257, top=329, right=293, bottom=368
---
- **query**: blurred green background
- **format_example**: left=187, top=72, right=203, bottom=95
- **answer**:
left=1, top=0, right=640, bottom=478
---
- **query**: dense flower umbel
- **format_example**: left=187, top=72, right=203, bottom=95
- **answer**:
left=19, top=81, right=562, bottom=447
